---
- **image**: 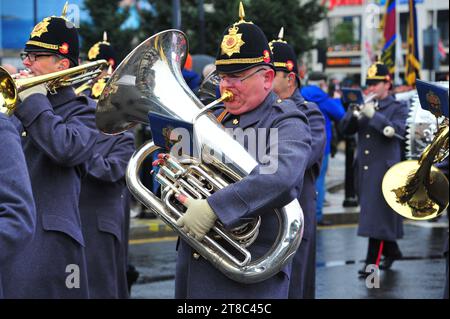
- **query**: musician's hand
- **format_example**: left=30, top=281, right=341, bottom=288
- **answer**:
left=18, top=84, right=47, bottom=102
left=383, top=126, right=395, bottom=138
left=176, top=196, right=217, bottom=240
left=360, top=101, right=375, bottom=118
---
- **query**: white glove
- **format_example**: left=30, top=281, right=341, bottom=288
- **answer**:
left=176, top=196, right=217, bottom=240
left=18, top=84, right=47, bottom=102
left=383, top=126, right=395, bottom=138
left=360, top=101, right=376, bottom=118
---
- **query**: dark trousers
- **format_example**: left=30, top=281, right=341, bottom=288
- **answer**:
left=365, top=238, right=402, bottom=265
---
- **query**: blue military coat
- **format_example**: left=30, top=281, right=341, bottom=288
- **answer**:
left=288, top=90, right=326, bottom=299
left=4, top=87, right=97, bottom=298
left=175, top=91, right=312, bottom=299
left=340, top=95, right=408, bottom=241
left=0, top=114, right=36, bottom=299
left=79, top=131, right=135, bottom=298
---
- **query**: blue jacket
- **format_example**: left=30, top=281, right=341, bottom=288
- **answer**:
left=79, top=131, right=135, bottom=298
left=4, top=87, right=98, bottom=298
left=175, top=91, right=312, bottom=299
left=0, top=114, right=36, bottom=299
left=301, top=85, right=345, bottom=155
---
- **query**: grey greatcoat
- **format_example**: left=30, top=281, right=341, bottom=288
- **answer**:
left=175, top=91, right=312, bottom=299
left=0, top=114, right=36, bottom=299
left=288, top=89, right=326, bottom=299
left=340, top=95, right=408, bottom=241
left=79, top=131, right=135, bottom=298
left=4, top=87, right=97, bottom=298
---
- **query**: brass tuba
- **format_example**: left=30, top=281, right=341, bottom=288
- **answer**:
left=95, top=30, right=304, bottom=283
left=0, top=59, right=108, bottom=116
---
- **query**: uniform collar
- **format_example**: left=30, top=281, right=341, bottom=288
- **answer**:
left=290, top=89, right=305, bottom=104
left=377, top=94, right=395, bottom=109
left=225, top=91, right=277, bottom=128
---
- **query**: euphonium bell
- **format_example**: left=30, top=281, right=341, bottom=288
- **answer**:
left=95, top=29, right=304, bottom=283
left=382, top=122, right=449, bottom=220
left=0, top=59, right=108, bottom=116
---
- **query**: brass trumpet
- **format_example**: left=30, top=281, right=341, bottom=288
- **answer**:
left=0, top=59, right=108, bottom=116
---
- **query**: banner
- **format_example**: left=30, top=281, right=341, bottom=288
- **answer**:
left=405, top=0, right=421, bottom=86
left=380, top=0, right=396, bottom=75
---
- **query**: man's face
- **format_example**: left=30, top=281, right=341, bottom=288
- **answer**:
left=218, top=66, right=274, bottom=115
left=273, top=71, right=297, bottom=99
left=22, top=52, right=65, bottom=76
left=367, top=81, right=390, bottom=100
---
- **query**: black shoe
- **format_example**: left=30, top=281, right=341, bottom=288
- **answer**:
left=379, top=253, right=402, bottom=270
left=358, top=266, right=372, bottom=278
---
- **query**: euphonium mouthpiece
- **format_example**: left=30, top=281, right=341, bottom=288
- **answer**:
left=221, top=90, right=233, bottom=102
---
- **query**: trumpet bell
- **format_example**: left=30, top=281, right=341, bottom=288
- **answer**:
left=382, top=160, right=449, bottom=220
left=0, top=67, right=18, bottom=116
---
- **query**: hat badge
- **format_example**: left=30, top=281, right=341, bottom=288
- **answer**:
left=88, top=43, right=101, bottom=60
left=221, top=24, right=245, bottom=57
left=30, top=17, right=51, bottom=38
left=263, top=50, right=271, bottom=63
left=368, top=64, right=378, bottom=77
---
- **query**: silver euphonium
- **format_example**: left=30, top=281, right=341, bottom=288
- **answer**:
left=95, top=30, right=303, bottom=284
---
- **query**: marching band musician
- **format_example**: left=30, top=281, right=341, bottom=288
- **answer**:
left=174, top=3, right=312, bottom=299
left=340, top=61, right=409, bottom=277
left=0, top=113, right=36, bottom=298
left=78, top=34, right=136, bottom=298
left=270, top=30, right=326, bottom=299
left=3, top=5, right=98, bottom=298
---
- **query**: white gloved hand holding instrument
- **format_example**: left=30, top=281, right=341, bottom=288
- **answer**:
left=176, top=194, right=218, bottom=240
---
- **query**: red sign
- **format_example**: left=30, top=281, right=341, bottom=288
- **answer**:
left=327, top=0, right=363, bottom=10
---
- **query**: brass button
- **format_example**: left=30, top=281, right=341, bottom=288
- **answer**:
left=21, top=131, right=27, bottom=137
left=364, top=150, right=370, bottom=155
left=232, top=118, right=239, bottom=125
left=277, top=98, right=282, bottom=103
left=366, top=134, right=370, bottom=139
left=363, top=165, right=368, bottom=170
left=193, top=252, right=200, bottom=259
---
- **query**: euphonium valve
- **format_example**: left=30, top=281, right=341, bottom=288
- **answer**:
left=382, top=122, right=449, bottom=220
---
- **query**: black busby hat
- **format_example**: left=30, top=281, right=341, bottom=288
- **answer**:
left=366, top=62, right=391, bottom=85
left=215, top=2, right=275, bottom=74
left=24, top=3, right=79, bottom=66
left=269, top=27, right=300, bottom=87
left=87, top=32, right=117, bottom=69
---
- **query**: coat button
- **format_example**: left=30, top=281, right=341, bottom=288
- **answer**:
left=363, top=165, right=368, bottom=170
left=232, top=118, right=239, bottom=125
left=193, top=252, right=200, bottom=259
left=364, top=150, right=370, bottom=155
left=366, top=134, right=370, bottom=139
left=277, top=98, right=282, bottom=103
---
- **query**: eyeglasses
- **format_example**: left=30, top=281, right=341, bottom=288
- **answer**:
left=20, top=52, right=54, bottom=62
left=218, top=68, right=267, bottom=85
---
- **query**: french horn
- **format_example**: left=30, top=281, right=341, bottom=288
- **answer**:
left=383, top=82, right=449, bottom=220
left=95, top=30, right=303, bottom=283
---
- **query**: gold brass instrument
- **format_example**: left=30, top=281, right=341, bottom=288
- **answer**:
left=0, top=59, right=108, bottom=116
left=95, top=29, right=304, bottom=283
left=382, top=120, right=449, bottom=220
